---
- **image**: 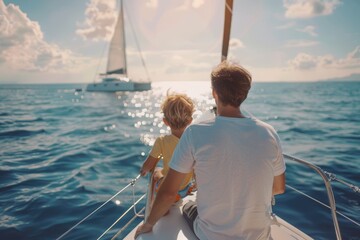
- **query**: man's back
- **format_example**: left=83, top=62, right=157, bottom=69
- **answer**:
left=134, top=61, right=285, bottom=239
left=171, top=116, right=285, bottom=239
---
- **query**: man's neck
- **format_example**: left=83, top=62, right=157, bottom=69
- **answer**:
left=217, top=105, right=245, bottom=118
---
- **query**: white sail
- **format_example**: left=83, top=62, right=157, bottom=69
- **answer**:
left=85, top=0, right=150, bottom=92
left=106, top=0, right=127, bottom=75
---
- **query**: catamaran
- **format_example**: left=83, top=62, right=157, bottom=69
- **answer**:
left=86, top=0, right=151, bottom=92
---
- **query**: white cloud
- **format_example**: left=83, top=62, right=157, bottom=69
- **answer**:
left=0, top=1, right=86, bottom=73
left=146, top=0, right=158, bottom=8
left=318, top=54, right=336, bottom=67
left=248, top=64, right=359, bottom=82
left=229, top=38, right=245, bottom=49
left=285, top=40, right=319, bottom=48
left=176, top=0, right=205, bottom=11
left=0, top=2, right=43, bottom=48
left=288, top=53, right=318, bottom=69
left=348, top=45, right=360, bottom=59
left=297, top=25, right=318, bottom=36
left=276, top=21, right=296, bottom=29
left=283, top=0, right=341, bottom=19
left=76, top=0, right=117, bottom=41
left=339, top=45, right=360, bottom=69
left=226, top=45, right=360, bottom=82
left=288, top=46, right=360, bottom=71
left=124, top=49, right=218, bottom=82
left=192, top=0, right=205, bottom=9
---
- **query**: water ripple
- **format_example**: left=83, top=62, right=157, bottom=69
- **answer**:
left=0, top=82, right=359, bottom=240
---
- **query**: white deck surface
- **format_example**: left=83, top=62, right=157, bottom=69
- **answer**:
left=124, top=192, right=313, bottom=240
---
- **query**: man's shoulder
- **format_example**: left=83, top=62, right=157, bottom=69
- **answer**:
left=250, top=118, right=278, bottom=133
left=179, top=119, right=213, bottom=139
left=252, top=117, right=273, bottom=127
left=191, top=116, right=216, bottom=126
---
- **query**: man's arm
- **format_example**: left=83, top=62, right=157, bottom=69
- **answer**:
left=273, top=172, right=286, bottom=195
left=134, top=168, right=188, bottom=238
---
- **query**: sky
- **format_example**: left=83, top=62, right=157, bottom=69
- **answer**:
left=0, top=0, right=359, bottom=84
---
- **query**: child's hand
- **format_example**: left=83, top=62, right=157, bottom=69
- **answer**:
left=140, top=167, right=147, bottom=176
left=140, top=156, right=158, bottom=177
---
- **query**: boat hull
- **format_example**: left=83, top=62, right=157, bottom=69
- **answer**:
left=86, top=81, right=151, bottom=92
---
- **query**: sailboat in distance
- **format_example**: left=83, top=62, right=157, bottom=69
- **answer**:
left=86, top=0, right=151, bottom=92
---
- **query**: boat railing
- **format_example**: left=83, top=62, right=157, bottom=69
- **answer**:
left=56, top=174, right=145, bottom=240
left=56, top=154, right=359, bottom=240
left=283, top=154, right=360, bottom=240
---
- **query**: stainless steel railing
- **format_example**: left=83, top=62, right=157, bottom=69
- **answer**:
left=283, top=154, right=342, bottom=240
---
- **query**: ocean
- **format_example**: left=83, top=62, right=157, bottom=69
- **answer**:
left=0, top=81, right=359, bottom=240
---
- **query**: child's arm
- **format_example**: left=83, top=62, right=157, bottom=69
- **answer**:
left=140, top=155, right=160, bottom=176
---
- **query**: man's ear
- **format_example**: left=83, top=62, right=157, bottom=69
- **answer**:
left=212, top=89, right=218, bottom=100
left=163, top=118, right=169, bottom=126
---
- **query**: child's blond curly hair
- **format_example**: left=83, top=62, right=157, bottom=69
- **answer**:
left=161, top=93, right=195, bottom=130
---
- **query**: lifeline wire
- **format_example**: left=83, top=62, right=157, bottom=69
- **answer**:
left=56, top=174, right=141, bottom=240
left=287, top=184, right=360, bottom=227
left=97, top=193, right=147, bottom=240
left=111, top=206, right=146, bottom=240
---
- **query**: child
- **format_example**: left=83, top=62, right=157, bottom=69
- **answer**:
left=140, top=93, right=195, bottom=200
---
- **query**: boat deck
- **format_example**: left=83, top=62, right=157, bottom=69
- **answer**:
left=124, top=192, right=313, bottom=240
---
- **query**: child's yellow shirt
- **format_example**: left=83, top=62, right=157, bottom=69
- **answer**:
left=149, top=134, right=193, bottom=190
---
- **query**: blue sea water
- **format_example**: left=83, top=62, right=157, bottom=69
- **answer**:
left=0, top=81, right=359, bottom=240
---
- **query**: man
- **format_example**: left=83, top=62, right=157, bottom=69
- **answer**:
left=135, top=61, right=286, bottom=239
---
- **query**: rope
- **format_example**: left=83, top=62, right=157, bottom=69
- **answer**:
left=92, top=42, right=108, bottom=83
left=111, top=206, right=145, bottom=240
left=97, top=193, right=147, bottom=240
left=287, top=184, right=360, bottom=227
left=133, top=181, right=145, bottom=218
left=56, top=174, right=141, bottom=240
left=123, top=2, right=151, bottom=82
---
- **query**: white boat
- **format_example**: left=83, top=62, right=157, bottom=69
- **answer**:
left=122, top=154, right=358, bottom=240
left=56, top=1, right=359, bottom=239
left=55, top=152, right=359, bottom=240
left=86, top=0, right=151, bottom=92
left=124, top=167, right=315, bottom=240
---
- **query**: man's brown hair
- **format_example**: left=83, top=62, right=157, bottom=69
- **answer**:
left=211, top=61, right=252, bottom=107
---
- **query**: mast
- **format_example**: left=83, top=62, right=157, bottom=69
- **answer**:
left=221, top=0, right=233, bottom=62
left=120, top=0, right=127, bottom=76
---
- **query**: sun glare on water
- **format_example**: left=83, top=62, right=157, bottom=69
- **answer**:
left=119, top=81, right=215, bottom=147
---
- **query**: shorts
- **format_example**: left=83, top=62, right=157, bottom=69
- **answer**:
left=155, top=177, right=195, bottom=202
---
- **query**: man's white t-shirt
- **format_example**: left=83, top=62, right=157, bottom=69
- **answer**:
left=170, top=116, right=286, bottom=240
